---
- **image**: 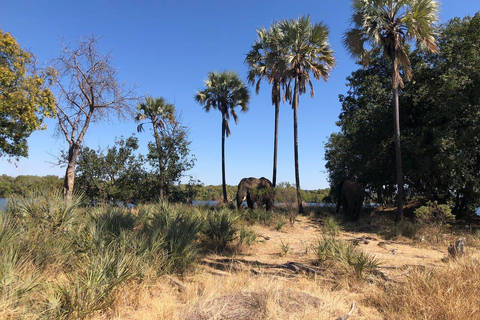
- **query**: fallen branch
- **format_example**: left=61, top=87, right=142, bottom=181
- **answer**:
left=267, top=262, right=325, bottom=275
left=335, top=302, right=355, bottom=320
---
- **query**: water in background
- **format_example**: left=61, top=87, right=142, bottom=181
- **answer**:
left=0, top=198, right=6, bottom=211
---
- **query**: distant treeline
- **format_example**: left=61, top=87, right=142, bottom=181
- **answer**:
left=195, top=182, right=330, bottom=203
left=0, top=175, right=330, bottom=204
left=0, top=175, right=63, bottom=197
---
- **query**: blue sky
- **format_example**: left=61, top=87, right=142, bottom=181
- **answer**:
left=1, top=0, right=478, bottom=190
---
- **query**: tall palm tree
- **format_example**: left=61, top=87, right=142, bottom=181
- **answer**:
left=344, top=0, right=439, bottom=221
left=136, top=96, right=176, bottom=201
left=195, top=71, right=250, bottom=203
left=245, top=25, right=289, bottom=188
left=278, top=15, right=336, bottom=214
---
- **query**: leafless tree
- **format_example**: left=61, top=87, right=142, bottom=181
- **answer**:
left=52, top=35, right=136, bottom=201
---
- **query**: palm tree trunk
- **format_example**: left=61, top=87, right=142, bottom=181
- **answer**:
left=272, top=96, right=280, bottom=188
left=293, top=78, right=304, bottom=215
left=153, top=127, right=165, bottom=201
left=221, top=114, right=228, bottom=203
left=392, top=58, right=405, bottom=222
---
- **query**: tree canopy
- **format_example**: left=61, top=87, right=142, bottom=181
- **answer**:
left=326, top=12, right=480, bottom=216
left=0, top=29, right=56, bottom=159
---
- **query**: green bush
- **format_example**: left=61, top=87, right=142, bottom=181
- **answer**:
left=323, top=215, right=341, bottom=236
left=313, top=236, right=380, bottom=279
left=203, top=209, right=238, bottom=250
left=415, top=201, right=455, bottom=229
left=238, top=225, right=258, bottom=246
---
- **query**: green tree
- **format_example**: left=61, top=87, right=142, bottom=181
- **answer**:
left=136, top=96, right=176, bottom=201
left=278, top=15, right=336, bottom=214
left=76, top=135, right=149, bottom=204
left=343, top=0, right=439, bottom=221
left=325, top=52, right=397, bottom=206
left=245, top=24, right=289, bottom=187
left=145, top=115, right=196, bottom=201
left=53, top=36, right=136, bottom=201
left=0, top=29, right=56, bottom=159
left=195, top=71, right=250, bottom=203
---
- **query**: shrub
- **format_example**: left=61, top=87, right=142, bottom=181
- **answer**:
left=238, top=225, right=258, bottom=246
left=312, top=236, right=380, bottom=279
left=323, top=215, right=341, bottom=236
left=203, top=209, right=238, bottom=250
left=386, top=220, right=419, bottom=239
left=147, top=202, right=202, bottom=273
left=415, top=201, right=455, bottom=229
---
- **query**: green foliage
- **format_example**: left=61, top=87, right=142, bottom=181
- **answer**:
left=0, top=174, right=62, bottom=198
left=323, top=215, right=341, bottom=236
left=203, top=209, right=239, bottom=250
left=326, top=13, right=480, bottom=215
left=386, top=220, right=419, bottom=239
left=0, top=29, right=56, bottom=159
left=0, top=192, right=209, bottom=318
left=145, top=202, right=202, bottom=273
left=238, top=225, right=258, bottom=246
left=76, top=135, right=150, bottom=204
left=6, top=189, right=83, bottom=232
left=414, top=201, right=455, bottom=229
left=55, top=244, right=133, bottom=320
left=75, top=133, right=196, bottom=205
left=242, top=208, right=273, bottom=224
left=313, top=236, right=380, bottom=279
left=136, top=97, right=196, bottom=201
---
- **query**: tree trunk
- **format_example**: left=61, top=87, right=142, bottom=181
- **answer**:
left=272, top=87, right=280, bottom=188
left=293, top=77, right=304, bottom=215
left=153, top=127, right=165, bottom=201
left=221, top=114, right=228, bottom=203
left=392, top=58, right=405, bottom=222
left=63, top=143, right=79, bottom=202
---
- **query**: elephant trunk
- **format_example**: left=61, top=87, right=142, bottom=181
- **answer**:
left=236, top=190, right=246, bottom=209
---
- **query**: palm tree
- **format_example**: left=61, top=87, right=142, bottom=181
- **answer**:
left=278, top=15, right=336, bottom=214
left=245, top=25, right=289, bottom=188
left=344, top=0, right=439, bottom=221
left=195, top=71, right=250, bottom=203
left=136, top=96, right=176, bottom=201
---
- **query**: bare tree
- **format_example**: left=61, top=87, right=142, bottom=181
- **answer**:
left=53, top=35, right=136, bottom=201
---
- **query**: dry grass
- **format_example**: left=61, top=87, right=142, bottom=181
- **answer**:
left=369, top=257, right=480, bottom=319
left=104, top=270, right=382, bottom=320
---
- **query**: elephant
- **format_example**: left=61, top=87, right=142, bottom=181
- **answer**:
left=336, top=180, right=364, bottom=220
left=236, top=177, right=274, bottom=210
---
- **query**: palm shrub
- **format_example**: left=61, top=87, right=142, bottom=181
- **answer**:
left=148, top=202, right=202, bottom=273
left=238, top=224, right=258, bottom=246
left=55, top=243, right=133, bottom=320
left=6, top=189, right=83, bottom=232
left=203, top=209, right=239, bottom=250
left=313, top=236, right=380, bottom=279
left=90, top=205, right=136, bottom=238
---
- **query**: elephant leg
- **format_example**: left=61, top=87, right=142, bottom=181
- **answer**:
left=246, top=194, right=254, bottom=209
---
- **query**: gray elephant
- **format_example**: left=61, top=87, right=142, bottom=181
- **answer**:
left=236, top=177, right=274, bottom=210
left=336, top=180, right=364, bottom=220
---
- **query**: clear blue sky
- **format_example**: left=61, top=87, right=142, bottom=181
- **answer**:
left=1, top=0, right=478, bottom=190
